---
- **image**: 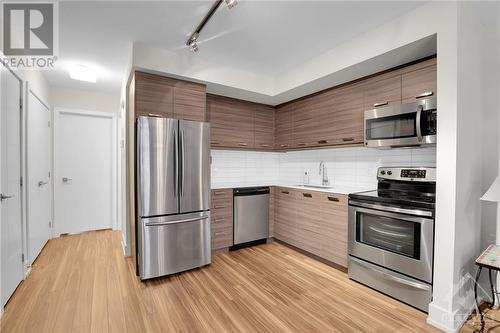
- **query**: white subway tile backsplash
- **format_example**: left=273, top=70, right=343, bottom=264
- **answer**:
left=211, top=146, right=436, bottom=188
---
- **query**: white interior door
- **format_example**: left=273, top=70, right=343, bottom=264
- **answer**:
left=27, top=91, right=51, bottom=265
left=55, top=111, right=115, bottom=235
left=1, top=64, right=24, bottom=307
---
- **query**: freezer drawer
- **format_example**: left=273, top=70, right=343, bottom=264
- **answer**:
left=348, top=256, right=432, bottom=312
left=233, top=188, right=269, bottom=245
left=139, top=212, right=211, bottom=279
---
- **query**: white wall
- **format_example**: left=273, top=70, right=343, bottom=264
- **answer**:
left=211, top=147, right=436, bottom=189
left=50, top=87, right=119, bottom=114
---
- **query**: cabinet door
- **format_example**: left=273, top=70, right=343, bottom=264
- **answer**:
left=207, top=95, right=254, bottom=148
left=275, top=104, right=293, bottom=149
left=274, top=188, right=297, bottom=244
left=173, top=83, right=206, bottom=121
left=292, top=97, right=318, bottom=148
left=363, top=73, right=402, bottom=111
left=320, top=193, right=348, bottom=267
left=269, top=187, right=275, bottom=238
left=254, top=105, right=275, bottom=150
left=310, top=90, right=336, bottom=147
left=330, top=83, right=365, bottom=145
left=402, top=64, right=437, bottom=103
left=294, top=191, right=323, bottom=257
left=135, top=71, right=174, bottom=118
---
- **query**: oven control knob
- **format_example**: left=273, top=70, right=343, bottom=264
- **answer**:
left=387, top=171, right=393, bottom=176
left=380, top=171, right=386, bottom=175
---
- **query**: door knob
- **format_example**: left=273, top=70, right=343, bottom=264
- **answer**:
left=62, top=177, right=73, bottom=183
left=38, top=180, right=49, bottom=187
left=0, top=194, right=14, bottom=201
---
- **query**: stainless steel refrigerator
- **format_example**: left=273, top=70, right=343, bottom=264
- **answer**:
left=136, top=116, right=211, bottom=280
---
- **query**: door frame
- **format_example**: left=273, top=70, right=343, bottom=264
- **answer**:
left=25, top=87, right=52, bottom=265
left=0, top=61, right=24, bottom=312
left=53, top=108, right=118, bottom=236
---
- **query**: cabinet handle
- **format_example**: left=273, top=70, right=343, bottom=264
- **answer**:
left=281, top=191, right=290, bottom=195
left=213, top=191, right=225, bottom=195
left=415, top=91, right=434, bottom=99
left=260, top=144, right=270, bottom=147
left=342, top=137, right=354, bottom=142
left=328, top=196, right=340, bottom=202
left=238, top=142, right=248, bottom=147
left=214, top=231, right=226, bottom=236
left=214, top=205, right=226, bottom=209
left=303, top=193, right=312, bottom=198
left=279, top=144, right=288, bottom=148
left=148, top=113, right=163, bottom=118
left=214, top=218, right=225, bottom=222
left=211, top=141, right=220, bottom=145
left=317, top=140, right=328, bottom=144
left=297, top=143, right=307, bottom=146
left=373, top=102, right=388, bottom=108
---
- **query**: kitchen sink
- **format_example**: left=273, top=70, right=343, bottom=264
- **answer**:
left=293, top=184, right=335, bottom=189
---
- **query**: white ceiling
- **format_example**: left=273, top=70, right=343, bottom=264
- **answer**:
left=46, top=1, right=427, bottom=98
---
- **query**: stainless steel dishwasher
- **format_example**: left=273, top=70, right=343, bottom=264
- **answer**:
left=233, top=187, right=269, bottom=248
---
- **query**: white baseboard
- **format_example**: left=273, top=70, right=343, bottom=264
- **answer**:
left=427, top=301, right=476, bottom=333
left=121, top=232, right=131, bottom=257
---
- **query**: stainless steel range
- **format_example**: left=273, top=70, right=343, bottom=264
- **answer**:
left=348, top=167, right=435, bottom=312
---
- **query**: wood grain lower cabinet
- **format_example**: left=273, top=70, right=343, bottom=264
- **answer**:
left=274, top=188, right=299, bottom=244
left=269, top=187, right=275, bottom=238
left=274, top=187, right=348, bottom=268
left=211, top=189, right=233, bottom=251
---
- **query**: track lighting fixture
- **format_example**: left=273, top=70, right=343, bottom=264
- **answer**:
left=225, top=0, right=237, bottom=9
left=186, top=0, right=237, bottom=52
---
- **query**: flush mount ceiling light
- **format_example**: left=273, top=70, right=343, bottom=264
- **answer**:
left=69, top=64, right=97, bottom=83
left=186, top=0, right=237, bottom=52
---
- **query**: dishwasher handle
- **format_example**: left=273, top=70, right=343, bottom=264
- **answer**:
left=233, top=187, right=270, bottom=196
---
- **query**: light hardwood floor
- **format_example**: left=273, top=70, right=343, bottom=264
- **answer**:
left=1, top=230, right=439, bottom=333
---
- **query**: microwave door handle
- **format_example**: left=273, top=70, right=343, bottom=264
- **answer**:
left=416, top=105, right=423, bottom=142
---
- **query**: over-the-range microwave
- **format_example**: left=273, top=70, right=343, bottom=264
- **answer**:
left=364, top=96, right=437, bottom=149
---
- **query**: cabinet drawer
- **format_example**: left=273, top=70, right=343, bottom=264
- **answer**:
left=211, top=215, right=232, bottom=228
left=211, top=225, right=233, bottom=250
left=320, top=193, right=348, bottom=209
left=211, top=189, right=232, bottom=200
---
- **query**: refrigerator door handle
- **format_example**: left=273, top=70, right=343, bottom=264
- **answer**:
left=144, top=215, right=209, bottom=227
left=173, top=129, right=178, bottom=197
left=179, top=129, right=185, bottom=197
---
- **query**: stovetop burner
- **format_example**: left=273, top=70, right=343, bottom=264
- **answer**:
left=349, top=167, right=436, bottom=210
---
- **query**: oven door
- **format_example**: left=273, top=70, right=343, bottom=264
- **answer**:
left=364, top=97, right=436, bottom=148
left=348, top=201, right=433, bottom=283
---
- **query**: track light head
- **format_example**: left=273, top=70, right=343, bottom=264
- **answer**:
left=189, top=41, right=199, bottom=53
left=225, top=0, right=237, bottom=9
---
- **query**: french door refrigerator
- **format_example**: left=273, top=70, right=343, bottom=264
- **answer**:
left=136, top=116, right=211, bottom=280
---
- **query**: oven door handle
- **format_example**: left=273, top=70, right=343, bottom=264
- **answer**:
left=349, top=200, right=433, bottom=218
left=350, top=257, right=431, bottom=291
left=416, top=105, right=423, bottom=142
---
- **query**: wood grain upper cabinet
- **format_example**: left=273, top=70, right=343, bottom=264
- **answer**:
left=363, top=72, right=402, bottom=111
left=253, top=104, right=275, bottom=150
left=293, top=97, right=318, bottom=148
left=330, top=83, right=365, bottom=145
left=275, top=103, right=293, bottom=149
left=134, top=71, right=174, bottom=118
left=401, top=58, right=437, bottom=103
left=134, top=71, right=207, bottom=121
left=207, top=95, right=254, bottom=149
left=173, top=82, right=206, bottom=121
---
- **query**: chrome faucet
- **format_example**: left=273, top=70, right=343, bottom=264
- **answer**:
left=319, top=161, right=330, bottom=186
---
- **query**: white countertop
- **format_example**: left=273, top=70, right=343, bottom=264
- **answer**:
left=211, top=181, right=373, bottom=195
